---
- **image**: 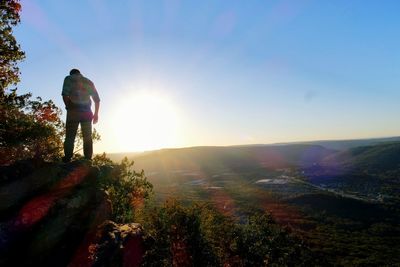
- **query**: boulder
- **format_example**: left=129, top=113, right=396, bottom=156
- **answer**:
left=0, top=160, right=114, bottom=266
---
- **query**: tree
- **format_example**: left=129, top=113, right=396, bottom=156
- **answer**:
left=0, top=91, right=65, bottom=165
left=0, top=0, right=25, bottom=92
left=0, top=1, right=65, bottom=165
left=94, top=155, right=154, bottom=223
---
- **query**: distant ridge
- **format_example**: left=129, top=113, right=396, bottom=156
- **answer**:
left=325, top=141, right=400, bottom=171
left=228, top=136, right=400, bottom=150
left=292, top=136, right=400, bottom=150
left=114, top=144, right=336, bottom=173
left=106, top=136, right=400, bottom=160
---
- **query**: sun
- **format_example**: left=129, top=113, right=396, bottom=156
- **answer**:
left=110, top=92, right=181, bottom=152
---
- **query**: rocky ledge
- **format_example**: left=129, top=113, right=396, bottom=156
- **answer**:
left=0, top=160, right=144, bottom=267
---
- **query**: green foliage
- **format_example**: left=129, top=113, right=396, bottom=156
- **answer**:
left=94, top=154, right=153, bottom=223
left=288, top=192, right=400, bottom=266
left=134, top=200, right=319, bottom=266
left=136, top=200, right=230, bottom=266
left=92, top=152, right=114, bottom=166
left=236, top=210, right=276, bottom=266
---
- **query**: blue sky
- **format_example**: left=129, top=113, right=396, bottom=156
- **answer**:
left=15, top=0, right=400, bottom=152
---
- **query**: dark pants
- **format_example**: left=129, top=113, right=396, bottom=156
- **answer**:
left=64, top=110, right=93, bottom=160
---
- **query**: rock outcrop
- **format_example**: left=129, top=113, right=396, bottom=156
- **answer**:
left=0, top=160, right=143, bottom=267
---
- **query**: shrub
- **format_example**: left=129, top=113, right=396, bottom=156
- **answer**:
left=94, top=154, right=153, bottom=223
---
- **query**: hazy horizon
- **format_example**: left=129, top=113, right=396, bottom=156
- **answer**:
left=105, top=134, right=400, bottom=154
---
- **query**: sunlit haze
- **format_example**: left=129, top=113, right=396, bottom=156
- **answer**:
left=15, top=1, right=400, bottom=153
left=107, top=90, right=181, bottom=152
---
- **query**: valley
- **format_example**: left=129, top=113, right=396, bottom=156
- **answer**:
left=107, top=139, right=400, bottom=265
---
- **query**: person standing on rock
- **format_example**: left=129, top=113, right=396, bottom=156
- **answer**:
left=62, top=69, right=100, bottom=162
